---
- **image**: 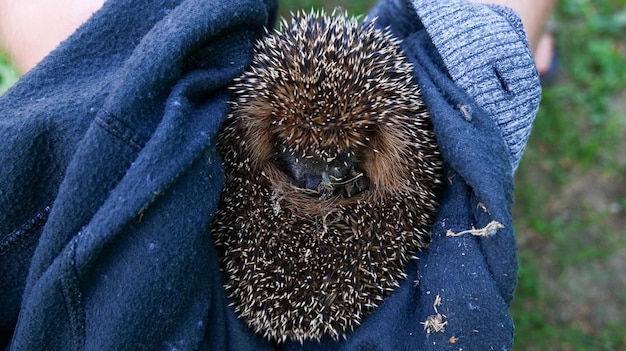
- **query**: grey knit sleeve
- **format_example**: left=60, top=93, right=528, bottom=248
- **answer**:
left=410, top=0, right=542, bottom=171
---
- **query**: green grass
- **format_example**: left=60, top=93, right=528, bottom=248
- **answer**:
left=0, top=53, right=18, bottom=95
left=511, top=0, right=626, bottom=349
left=277, top=0, right=377, bottom=17
left=2, top=0, right=625, bottom=349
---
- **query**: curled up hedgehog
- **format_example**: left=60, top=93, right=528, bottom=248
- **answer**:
left=210, top=11, right=443, bottom=343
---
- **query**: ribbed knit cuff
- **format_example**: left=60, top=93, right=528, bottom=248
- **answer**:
left=411, top=0, right=541, bottom=171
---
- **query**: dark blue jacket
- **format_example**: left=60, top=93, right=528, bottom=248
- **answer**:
left=0, top=0, right=539, bottom=349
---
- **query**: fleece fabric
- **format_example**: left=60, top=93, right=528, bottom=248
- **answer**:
left=0, top=0, right=540, bottom=350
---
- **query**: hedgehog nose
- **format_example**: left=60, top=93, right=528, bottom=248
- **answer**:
left=278, top=150, right=370, bottom=198
left=302, top=166, right=370, bottom=199
left=299, top=165, right=349, bottom=191
left=300, top=173, right=324, bottom=190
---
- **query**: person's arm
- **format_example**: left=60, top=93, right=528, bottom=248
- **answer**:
left=0, top=0, right=104, bottom=73
left=469, top=0, right=556, bottom=53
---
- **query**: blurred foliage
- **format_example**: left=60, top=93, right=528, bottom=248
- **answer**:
left=512, top=0, right=626, bottom=349
left=0, top=53, right=18, bottom=95
left=278, top=0, right=377, bottom=17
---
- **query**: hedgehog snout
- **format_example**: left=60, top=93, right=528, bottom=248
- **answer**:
left=278, top=151, right=370, bottom=198
left=298, top=162, right=351, bottom=190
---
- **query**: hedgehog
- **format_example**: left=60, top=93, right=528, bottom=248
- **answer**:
left=210, top=11, right=443, bottom=343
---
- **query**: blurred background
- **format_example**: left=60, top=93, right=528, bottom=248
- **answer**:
left=1, top=0, right=625, bottom=349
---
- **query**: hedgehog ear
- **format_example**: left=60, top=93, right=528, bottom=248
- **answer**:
left=233, top=108, right=275, bottom=169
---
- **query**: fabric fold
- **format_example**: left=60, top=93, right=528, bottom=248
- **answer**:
left=2, top=1, right=277, bottom=350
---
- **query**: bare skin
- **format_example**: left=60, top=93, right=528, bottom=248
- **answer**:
left=0, top=0, right=105, bottom=73
left=470, top=0, right=556, bottom=53
left=0, top=0, right=555, bottom=74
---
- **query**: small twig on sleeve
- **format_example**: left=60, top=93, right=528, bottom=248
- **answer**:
left=422, top=294, right=447, bottom=335
left=446, top=221, right=504, bottom=237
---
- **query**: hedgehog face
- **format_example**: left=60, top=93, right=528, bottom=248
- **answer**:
left=275, top=144, right=369, bottom=198
left=231, top=13, right=432, bottom=200
left=270, top=97, right=376, bottom=197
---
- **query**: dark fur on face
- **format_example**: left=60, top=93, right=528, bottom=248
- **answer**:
left=210, top=10, right=443, bottom=343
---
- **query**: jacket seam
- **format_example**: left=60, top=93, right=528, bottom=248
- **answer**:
left=0, top=206, right=51, bottom=256
left=60, top=235, right=86, bottom=351
left=95, top=111, right=146, bottom=152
